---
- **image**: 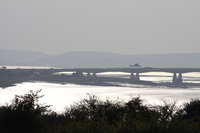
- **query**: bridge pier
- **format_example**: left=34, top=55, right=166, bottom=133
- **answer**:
left=136, top=73, right=140, bottom=81
left=130, top=73, right=134, bottom=79
left=87, top=72, right=97, bottom=78
left=72, top=71, right=83, bottom=77
left=130, top=73, right=140, bottom=81
left=87, top=72, right=91, bottom=77
left=172, top=73, right=182, bottom=85
left=92, top=73, right=97, bottom=78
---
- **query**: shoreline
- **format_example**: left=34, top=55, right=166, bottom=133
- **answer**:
left=1, top=75, right=200, bottom=89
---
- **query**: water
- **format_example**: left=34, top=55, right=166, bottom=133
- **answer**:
left=0, top=72, right=200, bottom=113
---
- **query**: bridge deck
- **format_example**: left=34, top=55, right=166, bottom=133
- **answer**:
left=6, top=67, right=200, bottom=74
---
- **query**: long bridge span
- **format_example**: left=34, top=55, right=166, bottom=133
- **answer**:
left=7, top=67, right=200, bottom=85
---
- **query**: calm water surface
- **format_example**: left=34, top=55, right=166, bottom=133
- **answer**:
left=0, top=72, right=200, bottom=113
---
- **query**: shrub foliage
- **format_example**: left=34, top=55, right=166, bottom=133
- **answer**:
left=0, top=90, right=200, bottom=133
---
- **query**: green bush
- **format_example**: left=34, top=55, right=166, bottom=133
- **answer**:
left=0, top=90, right=200, bottom=133
left=0, top=89, right=51, bottom=133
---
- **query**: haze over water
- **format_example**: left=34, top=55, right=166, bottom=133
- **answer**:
left=1, top=0, right=199, bottom=115
left=0, top=72, right=200, bottom=113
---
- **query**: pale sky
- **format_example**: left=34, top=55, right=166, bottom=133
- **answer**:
left=0, top=0, right=200, bottom=55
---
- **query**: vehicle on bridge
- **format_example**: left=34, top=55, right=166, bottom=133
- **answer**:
left=129, top=63, right=141, bottom=67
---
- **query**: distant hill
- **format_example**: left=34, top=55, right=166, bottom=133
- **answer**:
left=34, top=52, right=200, bottom=68
left=33, top=51, right=124, bottom=68
left=0, top=50, right=200, bottom=68
left=0, top=49, right=52, bottom=66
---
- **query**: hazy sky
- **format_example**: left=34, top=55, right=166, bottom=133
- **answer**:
left=0, top=0, right=200, bottom=55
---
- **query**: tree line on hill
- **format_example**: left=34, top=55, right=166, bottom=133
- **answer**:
left=0, top=89, right=200, bottom=133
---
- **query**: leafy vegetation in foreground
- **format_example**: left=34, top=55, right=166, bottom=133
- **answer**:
left=0, top=90, right=200, bottom=133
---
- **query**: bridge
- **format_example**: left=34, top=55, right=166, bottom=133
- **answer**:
left=6, top=67, right=200, bottom=85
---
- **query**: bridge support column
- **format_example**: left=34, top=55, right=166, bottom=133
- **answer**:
left=130, top=73, right=134, bottom=79
left=136, top=73, right=140, bottom=81
left=173, top=73, right=177, bottom=83
left=87, top=72, right=91, bottom=77
left=172, top=73, right=182, bottom=85
left=87, top=72, right=97, bottom=78
left=178, top=73, right=183, bottom=84
left=130, top=73, right=140, bottom=81
left=72, top=71, right=83, bottom=77
left=92, top=73, right=97, bottom=78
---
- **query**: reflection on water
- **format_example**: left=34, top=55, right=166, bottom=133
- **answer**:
left=98, top=72, right=200, bottom=83
left=0, top=72, right=200, bottom=113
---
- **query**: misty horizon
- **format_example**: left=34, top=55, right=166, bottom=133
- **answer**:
left=0, top=1, right=200, bottom=55
left=1, top=49, right=200, bottom=56
left=0, top=49, right=200, bottom=68
left=1, top=2, right=200, bottom=132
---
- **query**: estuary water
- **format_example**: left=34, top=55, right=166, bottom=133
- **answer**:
left=0, top=72, right=200, bottom=113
